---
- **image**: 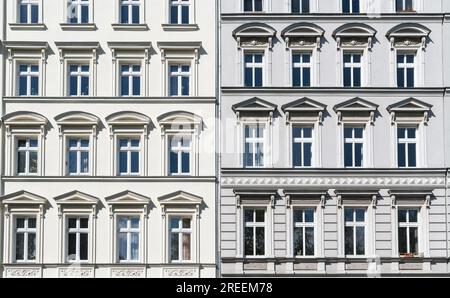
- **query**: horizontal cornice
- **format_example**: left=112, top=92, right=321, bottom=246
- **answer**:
left=2, top=96, right=217, bottom=104
left=2, top=176, right=217, bottom=183
left=221, top=13, right=446, bottom=22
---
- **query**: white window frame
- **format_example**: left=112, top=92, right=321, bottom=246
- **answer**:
left=60, top=131, right=96, bottom=176
left=342, top=51, right=363, bottom=87
left=292, top=208, right=316, bottom=257
left=16, top=0, right=42, bottom=24
left=243, top=51, right=264, bottom=87
left=394, top=0, right=419, bottom=12
left=291, top=51, right=312, bottom=87
left=10, top=56, right=46, bottom=97
left=336, top=40, right=371, bottom=87
left=168, top=63, right=192, bottom=97
left=243, top=208, right=267, bottom=257
left=16, top=137, right=39, bottom=176
left=17, top=64, right=39, bottom=96
left=242, top=0, right=268, bottom=12
left=115, top=0, right=144, bottom=24
left=341, top=0, right=362, bottom=13
left=65, top=0, right=93, bottom=24
left=66, top=216, right=90, bottom=263
left=169, top=0, right=192, bottom=24
left=289, top=0, right=316, bottom=13
left=117, top=136, right=142, bottom=176
left=396, top=51, right=417, bottom=88
left=119, top=63, right=142, bottom=96
left=390, top=117, right=426, bottom=168
left=168, top=135, right=192, bottom=176
left=291, top=125, right=314, bottom=168
left=169, top=215, right=193, bottom=262
left=343, top=125, right=365, bottom=168
left=116, top=216, right=141, bottom=263
left=397, top=126, right=418, bottom=168
left=390, top=46, right=423, bottom=88
left=397, top=208, right=420, bottom=255
left=67, top=64, right=90, bottom=96
left=66, top=137, right=90, bottom=176
left=242, top=122, right=267, bottom=168
left=343, top=207, right=367, bottom=257
left=13, top=216, right=37, bottom=262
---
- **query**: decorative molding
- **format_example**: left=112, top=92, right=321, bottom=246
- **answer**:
left=5, top=267, right=41, bottom=278
left=58, top=267, right=94, bottom=278
left=110, top=267, right=146, bottom=278
left=163, top=268, right=198, bottom=278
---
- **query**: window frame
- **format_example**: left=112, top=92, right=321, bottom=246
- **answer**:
left=243, top=0, right=265, bottom=12
left=66, top=216, right=90, bottom=263
left=17, top=0, right=41, bottom=24
left=343, top=125, right=365, bottom=168
left=242, top=122, right=267, bottom=169
left=243, top=207, right=267, bottom=257
left=243, top=51, right=264, bottom=88
left=13, top=215, right=38, bottom=263
left=117, top=136, right=142, bottom=176
left=119, top=63, right=143, bottom=97
left=168, top=215, right=194, bottom=263
left=292, top=208, right=316, bottom=257
left=17, top=63, right=40, bottom=96
left=63, top=134, right=92, bottom=176
left=116, top=215, right=142, bottom=263
left=395, top=0, right=416, bottom=12
left=66, top=137, right=90, bottom=176
left=65, top=0, right=92, bottom=24
left=67, top=63, right=90, bottom=97
left=343, top=207, right=367, bottom=257
left=396, top=51, right=417, bottom=88
left=397, top=208, right=420, bottom=256
left=291, top=125, right=314, bottom=168
left=168, top=134, right=193, bottom=176
left=12, top=58, right=44, bottom=97
left=291, top=51, right=312, bottom=87
left=397, top=126, right=418, bottom=168
left=119, top=0, right=143, bottom=24
left=342, top=0, right=361, bottom=13
left=290, top=0, right=311, bottom=13
left=168, top=63, right=192, bottom=97
left=15, top=137, right=39, bottom=176
left=343, top=51, right=363, bottom=88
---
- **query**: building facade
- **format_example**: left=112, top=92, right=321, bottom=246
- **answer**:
left=0, top=0, right=217, bottom=278
left=219, top=0, right=450, bottom=276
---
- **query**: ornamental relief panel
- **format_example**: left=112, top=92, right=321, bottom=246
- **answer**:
left=163, top=268, right=198, bottom=278
left=110, top=268, right=146, bottom=278
left=5, top=267, right=41, bottom=278
left=58, top=267, right=94, bottom=278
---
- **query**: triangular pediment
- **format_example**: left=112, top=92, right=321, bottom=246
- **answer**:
left=282, top=98, right=327, bottom=113
left=54, top=190, right=99, bottom=205
left=55, top=111, right=100, bottom=126
left=158, top=191, right=203, bottom=206
left=333, top=23, right=377, bottom=38
left=106, top=111, right=151, bottom=126
left=0, top=190, right=47, bottom=205
left=2, top=111, right=48, bottom=126
left=106, top=190, right=151, bottom=205
left=281, top=23, right=325, bottom=38
left=334, top=97, right=378, bottom=112
left=232, top=97, right=277, bottom=113
left=387, top=98, right=432, bottom=112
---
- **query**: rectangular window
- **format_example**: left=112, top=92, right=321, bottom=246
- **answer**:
left=398, top=209, right=419, bottom=256
left=244, top=0, right=263, bottom=12
left=120, top=64, right=141, bottom=96
left=15, top=217, right=36, bottom=262
left=344, top=208, right=366, bottom=256
left=396, top=0, right=414, bottom=12
left=18, top=64, right=39, bottom=96
left=244, top=53, right=263, bottom=87
left=117, top=216, right=140, bottom=262
left=244, top=123, right=265, bottom=168
left=292, top=52, right=311, bottom=87
left=397, top=53, right=415, bottom=88
left=19, top=0, right=39, bottom=24
left=170, top=216, right=192, bottom=262
left=69, top=64, right=89, bottom=96
left=67, top=138, right=89, bottom=175
left=293, top=209, right=315, bottom=256
left=397, top=127, right=417, bottom=168
left=244, top=209, right=265, bottom=256
left=17, top=138, right=38, bottom=175
left=120, top=0, right=140, bottom=24
left=291, top=0, right=310, bottom=13
left=342, top=0, right=360, bottom=13
left=292, top=126, right=313, bottom=167
left=344, top=126, right=364, bottom=168
left=169, top=136, right=192, bottom=176
left=67, top=217, right=89, bottom=262
left=169, top=64, right=190, bottom=96
left=343, top=53, right=362, bottom=87
left=67, top=0, right=89, bottom=23
left=118, top=138, right=140, bottom=175
left=170, top=0, right=190, bottom=24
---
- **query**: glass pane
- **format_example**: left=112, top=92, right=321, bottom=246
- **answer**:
left=255, top=143, right=264, bottom=167
left=398, top=209, right=407, bottom=223
left=293, top=143, right=302, bottom=167
left=131, top=139, right=140, bottom=147
left=344, top=127, right=353, bottom=138
left=28, top=218, right=36, bottom=229
left=170, top=217, right=179, bottom=229
left=121, top=75, right=129, bottom=96
left=118, top=217, right=128, bottom=229
left=292, top=126, right=302, bottom=138
left=244, top=209, right=254, bottom=223
left=182, top=233, right=191, bottom=260
left=69, top=139, right=78, bottom=148
left=353, top=54, right=361, bottom=63
left=80, top=218, right=88, bottom=229
left=16, top=233, right=25, bottom=260
left=353, top=68, right=361, bottom=87
left=181, top=6, right=189, bottom=24
left=304, top=209, right=314, bottom=222
left=407, top=128, right=416, bottom=138
left=118, top=232, right=127, bottom=260
left=343, top=68, right=351, bottom=87
left=294, top=227, right=303, bottom=256
left=244, top=0, right=252, bottom=11
left=68, top=151, right=77, bottom=173
left=355, top=209, right=365, bottom=222
left=397, top=127, right=406, bottom=138
left=81, top=76, right=89, bottom=95
left=345, top=227, right=354, bottom=255
left=254, top=54, right=263, bottom=63
left=397, top=68, right=404, bottom=87
left=70, top=75, right=78, bottom=95
left=132, top=5, right=140, bottom=24
left=130, top=152, right=139, bottom=173
left=68, top=218, right=77, bottom=228
left=254, top=68, right=263, bottom=87
left=406, top=68, right=414, bottom=87
left=292, top=54, right=301, bottom=63
left=181, top=151, right=190, bottom=173
left=396, top=0, right=403, bottom=11
left=244, top=227, right=254, bottom=255
left=293, top=210, right=303, bottom=223
left=68, top=233, right=77, bottom=260
left=170, top=151, right=178, bottom=174
left=244, top=143, right=253, bottom=167
left=255, top=0, right=263, bottom=11
left=131, top=218, right=140, bottom=229
left=79, top=233, right=88, bottom=260
left=18, top=139, right=27, bottom=148
left=81, top=152, right=89, bottom=173
left=132, top=76, right=140, bottom=95
left=398, top=227, right=407, bottom=254
left=119, top=139, right=128, bottom=148
left=291, top=0, right=300, bottom=13
left=356, top=226, right=365, bottom=255
left=81, top=139, right=89, bottom=147
left=303, top=143, right=312, bottom=167
left=170, top=233, right=179, bottom=261
left=408, top=144, right=416, bottom=167
left=305, top=227, right=314, bottom=255
left=19, top=76, right=27, bottom=96
left=345, top=209, right=354, bottom=222
left=406, top=55, right=414, bottom=63
left=131, top=233, right=139, bottom=260
left=303, top=68, right=311, bottom=87
left=81, top=5, right=89, bottom=23
left=17, top=218, right=25, bottom=229
left=398, top=143, right=406, bottom=167
left=169, top=76, right=178, bottom=96
left=182, top=218, right=191, bottom=229
left=170, top=5, right=178, bottom=24
left=255, top=227, right=265, bottom=255
left=29, top=151, right=38, bottom=173
left=17, top=151, right=26, bottom=173
left=344, top=143, right=353, bottom=167
left=302, top=0, right=310, bottom=13
left=354, top=143, right=363, bottom=167
left=408, top=210, right=418, bottom=223
left=120, top=5, right=128, bottom=23
left=342, top=0, right=350, bottom=13
left=28, top=233, right=36, bottom=260
left=409, top=227, right=418, bottom=254
left=119, top=151, right=128, bottom=173
left=181, top=77, right=190, bottom=95
left=20, top=5, right=28, bottom=23
left=244, top=67, right=253, bottom=87
left=31, top=76, right=39, bottom=95
left=255, top=210, right=265, bottom=222
left=292, top=68, right=301, bottom=87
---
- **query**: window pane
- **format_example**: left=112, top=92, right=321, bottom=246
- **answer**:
left=398, top=210, right=407, bottom=223
left=244, top=209, right=254, bottom=223
left=118, top=217, right=128, bottom=229
left=255, top=210, right=265, bottom=222
left=342, top=0, right=350, bottom=13
left=131, top=233, right=139, bottom=260
left=408, top=144, right=416, bottom=167
left=131, top=139, right=140, bottom=147
left=255, top=143, right=264, bottom=167
left=293, top=210, right=303, bottom=223
left=398, top=143, right=406, bottom=167
left=131, top=218, right=140, bottom=229
left=254, top=68, right=263, bottom=87
left=182, top=218, right=191, bottom=229
left=181, top=76, right=190, bottom=95
left=355, top=209, right=365, bottom=222
left=68, top=218, right=77, bottom=228
left=28, top=218, right=36, bottom=229
left=294, top=227, right=303, bottom=256
left=132, top=76, right=140, bottom=95
left=182, top=234, right=191, bottom=260
left=345, top=209, right=353, bottom=222
left=244, top=227, right=253, bottom=255
left=406, top=68, right=414, bottom=87
left=31, top=76, right=39, bottom=95
left=244, top=0, right=252, bottom=11
left=119, top=139, right=128, bottom=148
left=130, top=152, right=139, bottom=173
left=356, top=226, right=365, bottom=255
left=121, top=75, right=129, bottom=96
left=409, top=227, right=418, bottom=254
left=354, top=143, right=363, bottom=167
left=170, top=217, right=180, bottom=229
left=293, top=143, right=302, bottom=167
left=398, top=227, right=407, bottom=254
left=80, top=218, right=88, bottom=229
left=343, top=68, right=351, bottom=87
left=170, top=233, right=179, bottom=260
left=170, top=151, right=178, bottom=174
left=181, top=6, right=189, bottom=24
left=305, top=227, right=314, bottom=255
left=255, top=227, right=265, bottom=255
left=169, top=76, right=178, bottom=96
left=80, top=233, right=88, bottom=260
left=345, top=227, right=354, bottom=255
left=181, top=151, right=190, bottom=173
left=303, top=68, right=311, bottom=87
left=352, top=0, right=360, bottom=13
left=68, top=151, right=77, bottom=173
left=81, top=152, right=89, bottom=173
left=70, top=75, right=78, bottom=95
left=81, top=5, right=89, bottom=23
left=17, top=218, right=25, bottom=228
left=28, top=233, right=36, bottom=260
left=81, top=76, right=89, bottom=95
left=170, top=5, right=178, bottom=24
left=68, top=233, right=77, bottom=260
left=302, top=0, right=310, bottom=13
left=353, top=68, right=361, bottom=87
left=303, top=143, right=312, bottom=167
left=344, top=127, right=353, bottom=138
left=397, top=127, right=406, bottom=138
left=29, top=151, right=38, bottom=173
left=19, top=76, right=27, bottom=96
left=304, top=209, right=314, bottom=222
left=118, top=232, right=127, bottom=260
left=121, top=5, right=128, bottom=23
left=254, top=0, right=263, bottom=11
left=244, top=142, right=253, bottom=167
left=409, top=210, right=418, bottom=222
left=244, top=67, right=253, bottom=87
left=119, top=151, right=128, bottom=173
left=16, top=233, right=25, bottom=260
left=132, top=5, right=140, bottom=23
left=344, top=143, right=353, bottom=167
left=292, top=68, right=301, bottom=87
left=17, top=151, right=26, bottom=173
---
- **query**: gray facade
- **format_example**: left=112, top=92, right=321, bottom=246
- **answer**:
left=219, top=0, right=450, bottom=276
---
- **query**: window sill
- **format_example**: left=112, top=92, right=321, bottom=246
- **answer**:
left=9, top=23, right=46, bottom=30
left=111, top=23, right=149, bottom=31
left=161, top=24, right=199, bottom=31
left=60, top=23, right=97, bottom=31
